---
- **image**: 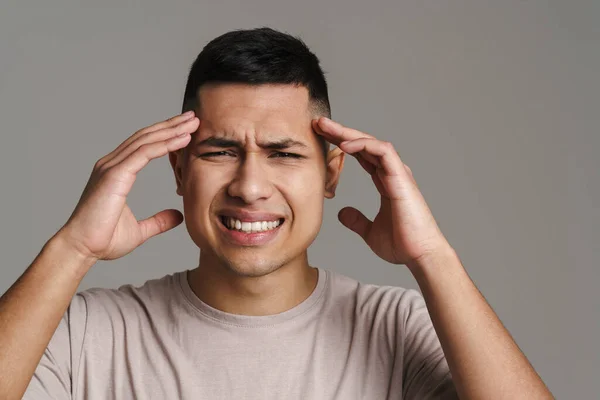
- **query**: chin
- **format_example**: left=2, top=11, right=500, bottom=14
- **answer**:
left=221, top=255, right=285, bottom=278
left=227, top=263, right=282, bottom=278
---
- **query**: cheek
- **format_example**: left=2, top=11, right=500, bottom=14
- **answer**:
left=183, top=167, right=227, bottom=214
left=181, top=168, right=229, bottom=247
left=277, top=167, right=325, bottom=217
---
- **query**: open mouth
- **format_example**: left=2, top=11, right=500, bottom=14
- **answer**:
left=219, top=215, right=285, bottom=233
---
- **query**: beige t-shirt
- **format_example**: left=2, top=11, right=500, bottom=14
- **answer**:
left=23, top=268, right=458, bottom=399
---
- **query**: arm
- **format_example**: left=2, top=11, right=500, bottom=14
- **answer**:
left=0, top=233, right=95, bottom=400
left=407, top=245, right=554, bottom=400
left=312, top=117, right=553, bottom=400
left=0, top=110, right=198, bottom=400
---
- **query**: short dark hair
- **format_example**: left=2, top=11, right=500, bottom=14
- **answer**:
left=181, top=27, right=331, bottom=157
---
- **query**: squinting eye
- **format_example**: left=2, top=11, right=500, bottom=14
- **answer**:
left=271, top=152, right=303, bottom=159
left=201, top=151, right=235, bottom=157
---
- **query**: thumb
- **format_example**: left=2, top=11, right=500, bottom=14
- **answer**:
left=338, top=206, right=372, bottom=241
left=138, top=209, right=184, bottom=243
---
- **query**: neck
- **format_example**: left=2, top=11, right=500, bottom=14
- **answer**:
left=187, top=252, right=319, bottom=316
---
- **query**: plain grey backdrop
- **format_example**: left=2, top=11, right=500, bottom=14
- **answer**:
left=1, top=0, right=598, bottom=398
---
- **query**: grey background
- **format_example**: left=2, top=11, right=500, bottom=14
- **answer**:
left=0, top=0, right=597, bottom=398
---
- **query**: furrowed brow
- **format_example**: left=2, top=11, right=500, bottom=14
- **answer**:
left=196, top=137, right=243, bottom=148
left=197, top=136, right=309, bottom=151
left=258, top=138, right=309, bottom=150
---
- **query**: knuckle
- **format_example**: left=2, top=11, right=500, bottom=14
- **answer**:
left=137, top=142, right=152, bottom=152
left=156, top=215, right=167, bottom=232
left=175, top=122, right=190, bottom=134
left=94, top=159, right=111, bottom=174
left=93, top=158, right=105, bottom=170
left=104, top=166, right=132, bottom=185
left=135, top=142, right=156, bottom=159
left=161, top=125, right=178, bottom=137
left=135, top=127, right=149, bottom=136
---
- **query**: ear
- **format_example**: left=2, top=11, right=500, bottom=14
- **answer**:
left=324, top=146, right=345, bottom=199
left=168, top=148, right=185, bottom=196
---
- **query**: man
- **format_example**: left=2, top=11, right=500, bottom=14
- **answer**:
left=0, top=27, right=552, bottom=399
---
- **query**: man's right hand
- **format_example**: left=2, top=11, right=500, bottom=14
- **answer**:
left=0, top=111, right=199, bottom=400
left=56, top=111, right=199, bottom=262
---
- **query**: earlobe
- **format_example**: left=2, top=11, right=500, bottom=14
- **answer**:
left=324, top=147, right=345, bottom=199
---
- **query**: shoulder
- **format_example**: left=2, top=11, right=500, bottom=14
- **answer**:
left=323, top=268, right=427, bottom=340
left=325, top=268, right=424, bottom=318
left=71, top=271, right=183, bottom=325
left=322, top=268, right=429, bottom=354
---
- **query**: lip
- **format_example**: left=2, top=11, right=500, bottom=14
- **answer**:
left=218, top=209, right=285, bottom=223
left=216, top=214, right=284, bottom=246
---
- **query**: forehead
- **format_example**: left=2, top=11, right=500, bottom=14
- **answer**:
left=196, top=83, right=313, bottom=141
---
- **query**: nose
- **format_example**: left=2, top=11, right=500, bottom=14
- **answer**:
left=227, top=153, right=274, bottom=203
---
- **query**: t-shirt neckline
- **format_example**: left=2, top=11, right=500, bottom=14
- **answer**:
left=177, top=267, right=328, bottom=328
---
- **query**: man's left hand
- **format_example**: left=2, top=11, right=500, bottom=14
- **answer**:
left=313, top=117, right=451, bottom=266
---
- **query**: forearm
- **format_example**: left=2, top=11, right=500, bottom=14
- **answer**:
left=0, top=233, right=96, bottom=400
left=407, top=246, right=553, bottom=400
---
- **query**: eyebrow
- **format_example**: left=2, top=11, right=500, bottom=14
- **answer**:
left=196, top=136, right=309, bottom=150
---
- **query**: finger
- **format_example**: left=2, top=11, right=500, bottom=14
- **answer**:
left=312, top=120, right=379, bottom=168
left=104, top=117, right=199, bottom=169
left=342, top=140, right=379, bottom=167
left=338, top=206, right=372, bottom=241
left=339, top=138, right=405, bottom=177
left=99, top=111, right=196, bottom=166
left=313, top=117, right=375, bottom=147
left=311, top=119, right=334, bottom=145
left=138, top=111, right=196, bottom=136
left=138, top=209, right=184, bottom=243
left=112, top=127, right=194, bottom=177
left=356, top=153, right=377, bottom=175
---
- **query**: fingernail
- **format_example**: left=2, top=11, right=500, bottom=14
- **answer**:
left=183, top=110, right=194, bottom=117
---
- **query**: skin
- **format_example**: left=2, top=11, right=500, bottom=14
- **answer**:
left=169, top=83, right=344, bottom=315
left=0, top=81, right=553, bottom=399
left=171, top=82, right=553, bottom=398
left=311, top=116, right=555, bottom=399
left=0, top=112, right=203, bottom=399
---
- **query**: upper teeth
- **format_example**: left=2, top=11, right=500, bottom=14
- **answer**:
left=224, top=217, right=281, bottom=233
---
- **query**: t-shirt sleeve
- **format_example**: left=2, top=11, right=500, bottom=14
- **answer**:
left=22, top=293, right=88, bottom=400
left=400, top=289, right=459, bottom=400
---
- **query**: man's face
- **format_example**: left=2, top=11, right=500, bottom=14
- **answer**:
left=169, top=83, right=343, bottom=278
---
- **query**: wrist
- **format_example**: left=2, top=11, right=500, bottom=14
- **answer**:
left=45, top=231, right=98, bottom=277
left=406, top=244, right=458, bottom=276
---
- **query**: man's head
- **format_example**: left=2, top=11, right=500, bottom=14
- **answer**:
left=169, top=27, right=344, bottom=278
